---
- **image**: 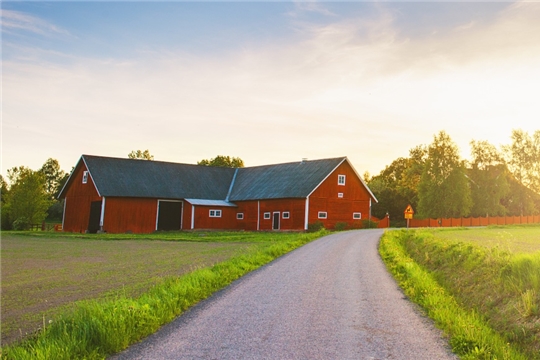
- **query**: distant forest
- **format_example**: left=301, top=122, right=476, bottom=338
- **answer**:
left=2, top=129, right=539, bottom=230
left=366, top=129, right=540, bottom=226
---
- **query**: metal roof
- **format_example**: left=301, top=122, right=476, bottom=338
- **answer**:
left=184, top=199, right=237, bottom=207
left=229, top=158, right=346, bottom=201
left=59, top=155, right=377, bottom=203
left=76, top=155, right=235, bottom=200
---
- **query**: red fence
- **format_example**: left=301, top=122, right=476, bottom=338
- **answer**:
left=409, top=215, right=540, bottom=228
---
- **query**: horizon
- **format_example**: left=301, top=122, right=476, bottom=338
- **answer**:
left=2, top=1, right=539, bottom=178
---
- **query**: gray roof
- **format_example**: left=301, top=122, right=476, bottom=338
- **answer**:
left=76, top=155, right=235, bottom=200
left=229, top=158, right=345, bottom=201
left=60, top=155, right=375, bottom=202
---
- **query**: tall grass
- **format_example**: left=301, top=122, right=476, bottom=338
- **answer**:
left=2, top=230, right=326, bottom=359
left=379, top=230, right=530, bottom=360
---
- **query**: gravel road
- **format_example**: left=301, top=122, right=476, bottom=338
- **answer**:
left=111, top=229, right=457, bottom=360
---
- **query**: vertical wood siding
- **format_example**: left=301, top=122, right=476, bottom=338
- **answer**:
left=308, top=161, right=372, bottom=229
left=103, top=197, right=157, bottom=233
left=62, top=163, right=101, bottom=233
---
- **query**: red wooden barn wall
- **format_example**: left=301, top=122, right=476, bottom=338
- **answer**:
left=103, top=197, right=157, bottom=233
left=308, top=161, right=372, bottom=229
left=62, top=158, right=375, bottom=233
left=62, top=162, right=101, bottom=233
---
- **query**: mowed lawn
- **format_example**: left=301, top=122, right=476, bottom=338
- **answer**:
left=428, top=225, right=540, bottom=253
left=1, top=233, right=262, bottom=345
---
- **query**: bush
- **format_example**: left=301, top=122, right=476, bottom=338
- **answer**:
left=334, top=222, right=348, bottom=231
left=12, top=217, right=30, bottom=231
left=362, top=219, right=378, bottom=229
left=307, top=221, right=325, bottom=232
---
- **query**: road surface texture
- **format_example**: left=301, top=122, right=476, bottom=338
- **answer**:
left=112, top=229, right=457, bottom=360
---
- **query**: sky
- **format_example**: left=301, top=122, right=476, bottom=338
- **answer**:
left=2, top=1, right=540, bottom=180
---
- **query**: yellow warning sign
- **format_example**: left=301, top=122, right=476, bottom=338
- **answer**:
left=404, top=204, right=414, bottom=219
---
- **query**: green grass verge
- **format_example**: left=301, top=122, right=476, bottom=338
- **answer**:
left=379, top=229, right=532, bottom=360
left=1, top=230, right=327, bottom=359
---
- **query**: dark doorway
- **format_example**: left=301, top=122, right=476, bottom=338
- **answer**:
left=157, top=201, right=182, bottom=231
left=272, top=212, right=280, bottom=230
left=87, top=201, right=102, bottom=233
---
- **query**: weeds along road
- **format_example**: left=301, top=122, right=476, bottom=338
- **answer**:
left=112, top=229, right=456, bottom=360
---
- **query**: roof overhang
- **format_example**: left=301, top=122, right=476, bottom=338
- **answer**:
left=184, top=199, right=237, bottom=207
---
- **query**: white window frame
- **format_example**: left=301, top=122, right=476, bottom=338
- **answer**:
left=236, top=212, right=244, bottom=220
left=209, top=209, right=222, bottom=218
left=338, top=174, right=346, bottom=186
left=338, top=192, right=344, bottom=198
left=282, top=211, right=290, bottom=219
left=353, top=212, right=362, bottom=219
left=82, top=171, right=88, bottom=184
left=318, top=211, right=327, bottom=219
left=263, top=212, right=271, bottom=220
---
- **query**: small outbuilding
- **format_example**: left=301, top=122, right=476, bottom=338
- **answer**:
left=58, top=155, right=378, bottom=233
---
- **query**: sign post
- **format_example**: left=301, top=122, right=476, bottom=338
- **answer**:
left=404, top=204, right=414, bottom=229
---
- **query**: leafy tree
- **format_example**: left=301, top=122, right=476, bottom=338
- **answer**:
left=0, top=175, right=11, bottom=230
left=39, top=158, right=67, bottom=200
left=503, top=129, right=540, bottom=193
left=197, top=155, right=244, bottom=168
left=368, top=145, right=427, bottom=225
left=4, top=168, right=52, bottom=229
left=467, top=140, right=509, bottom=217
left=128, top=149, right=154, bottom=160
left=417, top=131, right=472, bottom=218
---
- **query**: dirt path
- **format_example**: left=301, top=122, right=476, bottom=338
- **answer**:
left=111, top=230, right=456, bottom=359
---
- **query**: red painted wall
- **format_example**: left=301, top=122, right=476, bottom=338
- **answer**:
left=62, top=162, right=101, bottom=233
left=308, top=160, right=373, bottom=229
left=103, top=197, right=157, bottom=233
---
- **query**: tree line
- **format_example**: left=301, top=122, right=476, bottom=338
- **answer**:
left=0, top=152, right=244, bottom=230
left=367, top=129, right=540, bottom=225
left=2, top=131, right=538, bottom=230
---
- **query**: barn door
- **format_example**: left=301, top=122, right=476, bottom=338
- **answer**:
left=272, top=212, right=280, bottom=230
left=87, top=201, right=102, bottom=233
left=157, top=201, right=182, bottom=231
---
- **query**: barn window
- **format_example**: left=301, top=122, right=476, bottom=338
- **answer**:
left=82, top=171, right=88, bottom=184
left=209, top=209, right=222, bottom=218
left=282, top=212, right=290, bottom=219
left=318, top=212, right=327, bottom=219
left=353, top=212, right=362, bottom=219
left=264, top=212, right=271, bottom=219
left=237, top=213, right=244, bottom=220
left=338, top=175, right=346, bottom=185
left=338, top=192, right=343, bottom=198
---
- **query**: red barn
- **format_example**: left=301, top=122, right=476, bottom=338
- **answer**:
left=58, top=155, right=378, bottom=233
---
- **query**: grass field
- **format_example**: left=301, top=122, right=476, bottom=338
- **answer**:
left=1, top=231, right=319, bottom=348
left=380, top=224, right=540, bottom=359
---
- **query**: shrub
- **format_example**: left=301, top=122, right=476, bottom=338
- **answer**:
left=362, top=219, right=378, bottom=229
left=12, top=216, right=30, bottom=231
left=307, top=221, right=325, bottom=232
left=334, top=222, right=348, bottom=231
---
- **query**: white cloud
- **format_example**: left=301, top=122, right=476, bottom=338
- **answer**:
left=2, top=3, right=540, bottom=176
left=1, top=9, right=71, bottom=37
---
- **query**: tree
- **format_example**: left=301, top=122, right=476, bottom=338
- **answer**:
left=39, top=158, right=66, bottom=200
left=417, top=131, right=472, bottom=218
left=503, top=129, right=540, bottom=193
left=197, top=155, right=244, bottom=168
left=368, top=145, right=427, bottom=225
left=4, top=168, right=52, bottom=229
left=0, top=175, right=10, bottom=230
left=467, top=140, right=509, bottom=217
left=128, top=149, right=154, bottom=160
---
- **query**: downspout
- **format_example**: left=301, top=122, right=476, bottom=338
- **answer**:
left=304, top=196, right=310, bottom=230
left=191, top=205, right=195, bottom=230
left=99, top=197, right=106, bottom=232
left=369, top=198, right=372, bottom=222
left=257, top=201, right=260, bottom=231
